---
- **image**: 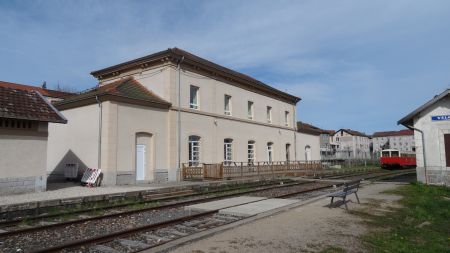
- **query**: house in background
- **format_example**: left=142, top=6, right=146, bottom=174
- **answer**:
left=333, top=129, right=371, bottom=159
left=372, top=129, right=415, bottom=157
left=296, top=121, right=321, bottom=161
left=48, top=48, right=302, bottom=185
left=398, top=89, right=450, bottom=185
left=0, top=85, right=67, bottom=194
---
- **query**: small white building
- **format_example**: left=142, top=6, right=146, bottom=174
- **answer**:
left=333, top=129, right=371, bottom=159
left=372, top=129, right=415, bottom=157
left=398, top=89, right=450, bottom=185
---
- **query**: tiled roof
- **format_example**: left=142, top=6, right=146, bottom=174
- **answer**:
left=90, top=48, right=301, bottom=104
left=335, top=129, right=369, bottom=138
left=372, top=129, right=413, bottom=137
left=54, top=77, right=171, bottom=110
left=297, top=121, right=322, bottom=135
left=0, top=86, right=67, bottom=123
left=0, top=81, right=74, bottom=99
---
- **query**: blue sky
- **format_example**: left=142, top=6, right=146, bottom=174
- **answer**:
left=1, top=0, right=449, bottom=134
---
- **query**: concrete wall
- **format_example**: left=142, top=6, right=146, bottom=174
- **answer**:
left=413, top=97, right=450, bottom=185
left=296, top=132, right=321, bottom=161
left=0, top=122, right=48, bottom=194
left=47, top=104, right=100, bottom=182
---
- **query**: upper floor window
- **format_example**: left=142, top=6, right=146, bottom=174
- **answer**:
left=188, top=135, right=200, bottom=166
left=284, top=111, right=289, bottom=126
left=224, top=95, right=232, bottom=115
left=190, top=85, right=199, bottom=109
left=247, top=101, right=254, bottom=120
left=248, top=140, right=255, bottom=163
left=267, top=106, right=272, bottom=123
left=224, top=138, right=233, bottom=165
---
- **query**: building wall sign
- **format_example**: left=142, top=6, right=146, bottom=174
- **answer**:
left=431, top=115, right=450, bottom=121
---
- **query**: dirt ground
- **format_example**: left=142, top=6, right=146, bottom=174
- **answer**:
left=170, top=182, right=404, bottom=253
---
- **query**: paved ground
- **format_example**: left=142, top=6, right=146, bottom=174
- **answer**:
left=0, top=181, right=200, bottom=206
left=169, top=182, right=403, bottom=253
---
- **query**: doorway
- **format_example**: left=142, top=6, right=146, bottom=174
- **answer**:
left=136, top=144, right=146, bottom=181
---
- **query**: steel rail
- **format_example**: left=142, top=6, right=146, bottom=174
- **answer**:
left=29, top=210, right=218, bottom=253
left=0, top=181, right=314, bottom=237
left=21, top=170, right=411, bottom=253
left=0, top=179, right=289, bottom=228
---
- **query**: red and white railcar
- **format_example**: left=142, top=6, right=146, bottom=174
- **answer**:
left=380, top=149, right=416, bottom=169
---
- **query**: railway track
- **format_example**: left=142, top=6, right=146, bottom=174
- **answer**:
left=0, top=169, right=413, bottom=253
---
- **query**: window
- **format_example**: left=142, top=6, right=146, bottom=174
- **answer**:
left=266, top=106, right=272, bottom=123
left=247, top=101, right=254, bottom=120
left=248, top=140, right=255, bottom=163
left=284, top=111, right=289, bottom=126
left=190, top=85, right=199, bottom=109
left=336, top=137, right=340, bottom=142
left=224, top=139, right=233, bottom=165
left=286, top=143, right=291, bottom=161
left=224, top=95, right=231, bottom=115
left=267, top=142, right=274, bottom=162
left=188, top=135, right=200, bottom=166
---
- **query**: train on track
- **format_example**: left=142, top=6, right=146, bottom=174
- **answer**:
left=380, top=149, right=416, bottom=169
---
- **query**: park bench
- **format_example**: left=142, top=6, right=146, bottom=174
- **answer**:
left=327, top=180, right=361, bottom=210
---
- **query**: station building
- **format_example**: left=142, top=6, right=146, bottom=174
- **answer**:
left=0, top=84, right=67, bottom=194
left=47, top=48, right=314, bottom=185
left=398, top=89, right=450, bottom=185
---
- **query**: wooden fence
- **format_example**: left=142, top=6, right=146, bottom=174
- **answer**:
left=182, top=161, right=323, bottom=181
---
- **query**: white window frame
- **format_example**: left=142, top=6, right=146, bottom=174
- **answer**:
left=190, top=85, right=199, bottom=110
left=248, top=101, right=254, bottom=120
left=188, top=136, right=200, bottom=166
left=267, top=142, right=274, bottom=162
left=284, top=111, right=289, bottom=126
left=248, top=141, right=255, bottom=163
left=267, top=106, right=272, bottom=123
left=224, top=95, right=232, bottom=115
left=224, top=139, right=233, bottom=165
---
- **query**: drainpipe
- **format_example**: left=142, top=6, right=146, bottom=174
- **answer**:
left=293, top=104, right=297, bottom=161
left=96, top=95, right=102, bottom=169
left=177, top=56, right=185, bottom=175
left=405, top=124, right=427, bottom=184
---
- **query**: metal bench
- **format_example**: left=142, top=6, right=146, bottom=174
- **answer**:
left=327, top=180, right=361, bottom=210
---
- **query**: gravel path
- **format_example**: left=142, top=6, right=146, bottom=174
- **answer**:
left=167, top=182, right=403, bottom=253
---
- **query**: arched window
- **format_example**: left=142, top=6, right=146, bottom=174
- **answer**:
left=224, top=138, right=233, bottom=165
left=267, top=142, right=274, bottom=162
left=248, top=140, right=255, bottom=163
left=305, top=145, right=311, bottom=161
left=188, top=135, right=200, bottom=166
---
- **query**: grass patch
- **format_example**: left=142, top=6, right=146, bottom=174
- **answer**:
left=362, top=182, right=450, bottom=253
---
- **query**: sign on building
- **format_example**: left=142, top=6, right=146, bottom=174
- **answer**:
left=431, top=115, right=450, bottom=121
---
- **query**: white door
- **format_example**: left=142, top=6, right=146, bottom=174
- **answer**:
left=305, top=146, right=312, bottom=161
left=136, top=144, right=146, bottom=181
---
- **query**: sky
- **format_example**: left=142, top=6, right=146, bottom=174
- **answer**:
left=1, top=0, right=449, bottom=134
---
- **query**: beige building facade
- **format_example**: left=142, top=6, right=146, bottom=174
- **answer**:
left=0, top=85, right=66, bottom=194
left=333, top=129, right=371, bottom=159
left=48, top=48, right=318, bottom=185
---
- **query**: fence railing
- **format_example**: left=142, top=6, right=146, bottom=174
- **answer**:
left=182, top=161, right=323, bottom=181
